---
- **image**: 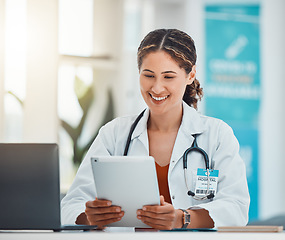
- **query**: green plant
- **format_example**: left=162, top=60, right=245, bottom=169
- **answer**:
left=7, top=76, right=113, bottom=167
left=7, top=91, right=24, bottom=106
left=60, top=76, right=114, bottom=167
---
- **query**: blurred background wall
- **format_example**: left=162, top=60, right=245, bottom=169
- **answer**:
left=0, top=0, right=284, bottom=222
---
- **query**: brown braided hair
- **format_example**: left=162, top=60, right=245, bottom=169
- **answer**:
left=137, top=29, right=203, bottom=109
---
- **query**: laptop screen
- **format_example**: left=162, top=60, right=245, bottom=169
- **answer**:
left=0, top=143, right=61, bottom=230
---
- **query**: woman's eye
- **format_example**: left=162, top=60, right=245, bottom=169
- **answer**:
left=145, top=75, right=154, bottom=78
left=164, top=76, right=174, bottom=79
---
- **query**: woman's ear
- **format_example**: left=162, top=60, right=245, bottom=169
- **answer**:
left=187, top=65, right=196, bottom=85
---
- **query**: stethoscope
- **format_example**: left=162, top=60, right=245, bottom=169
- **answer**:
left=123, top=109, right=215, bottom=201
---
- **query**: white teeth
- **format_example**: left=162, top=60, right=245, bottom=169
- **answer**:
left=151, top=94, right=168, bottom=101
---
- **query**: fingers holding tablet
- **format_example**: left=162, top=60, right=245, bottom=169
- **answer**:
left=85, top=198, right=124, bottom=228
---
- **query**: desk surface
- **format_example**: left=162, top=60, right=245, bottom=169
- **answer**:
left=1, top=231, right=285, bottom=240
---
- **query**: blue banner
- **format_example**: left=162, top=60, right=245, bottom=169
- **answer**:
left=204, top=5, right=260, bottom=221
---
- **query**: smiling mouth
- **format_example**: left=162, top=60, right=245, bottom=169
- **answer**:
left=149, top=93, right=169, bottom=101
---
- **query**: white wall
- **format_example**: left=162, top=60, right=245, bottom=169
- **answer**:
left=23, top=0, right=59, bottom=142
left=0, top=0, right=5, bottom=142
left=259, top=0, right=285, bottom=219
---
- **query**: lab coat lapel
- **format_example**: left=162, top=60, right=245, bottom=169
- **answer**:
left=169, top=102, right=206, bottom=172
left=130, top=108, right=150, bottom=155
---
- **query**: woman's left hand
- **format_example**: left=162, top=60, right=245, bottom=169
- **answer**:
left=136, top=196, right=182, bottom=230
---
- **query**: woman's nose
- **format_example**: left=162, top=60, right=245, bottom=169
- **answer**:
left=151, top=79, right=165, bottom=94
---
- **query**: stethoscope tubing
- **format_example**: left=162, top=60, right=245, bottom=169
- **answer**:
left=183, top=135, right=210, bottom=169
left=183, top=135, right=214, bottom=200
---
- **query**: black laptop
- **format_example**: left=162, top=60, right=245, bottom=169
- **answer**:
left=0, top=143, right=96, bottom=231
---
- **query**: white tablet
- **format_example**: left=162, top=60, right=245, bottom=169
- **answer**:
left=90, top=156, right=160, bottom=228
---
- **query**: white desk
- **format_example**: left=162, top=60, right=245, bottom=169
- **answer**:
left=1, top=231, right=285, bottom=240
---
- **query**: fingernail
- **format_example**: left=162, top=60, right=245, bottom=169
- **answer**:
left=119, top=213, right=123, bottom=216
left=137, top=210, right=141, bottom=215
left=107, top=201, right=111, bottom=206
left=142, top=207, right=146, bottom=211
left=137, top=216, right=141, bottom=219
left=116, top=208, right=120, bottom=212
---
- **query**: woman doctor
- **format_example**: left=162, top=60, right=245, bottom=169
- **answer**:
left=61, top=29, right=250, bottom=230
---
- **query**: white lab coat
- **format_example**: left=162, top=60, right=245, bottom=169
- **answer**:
left=61, top=101, right=250, bottom=227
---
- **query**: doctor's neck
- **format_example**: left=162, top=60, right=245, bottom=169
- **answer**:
left=148, top=106, right=183, bottom=132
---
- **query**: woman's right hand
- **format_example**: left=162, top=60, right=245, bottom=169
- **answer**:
left=83, top=198, right=124, bottom=228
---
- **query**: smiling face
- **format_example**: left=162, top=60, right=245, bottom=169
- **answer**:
left=139, top=50, right=196, bottom=116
